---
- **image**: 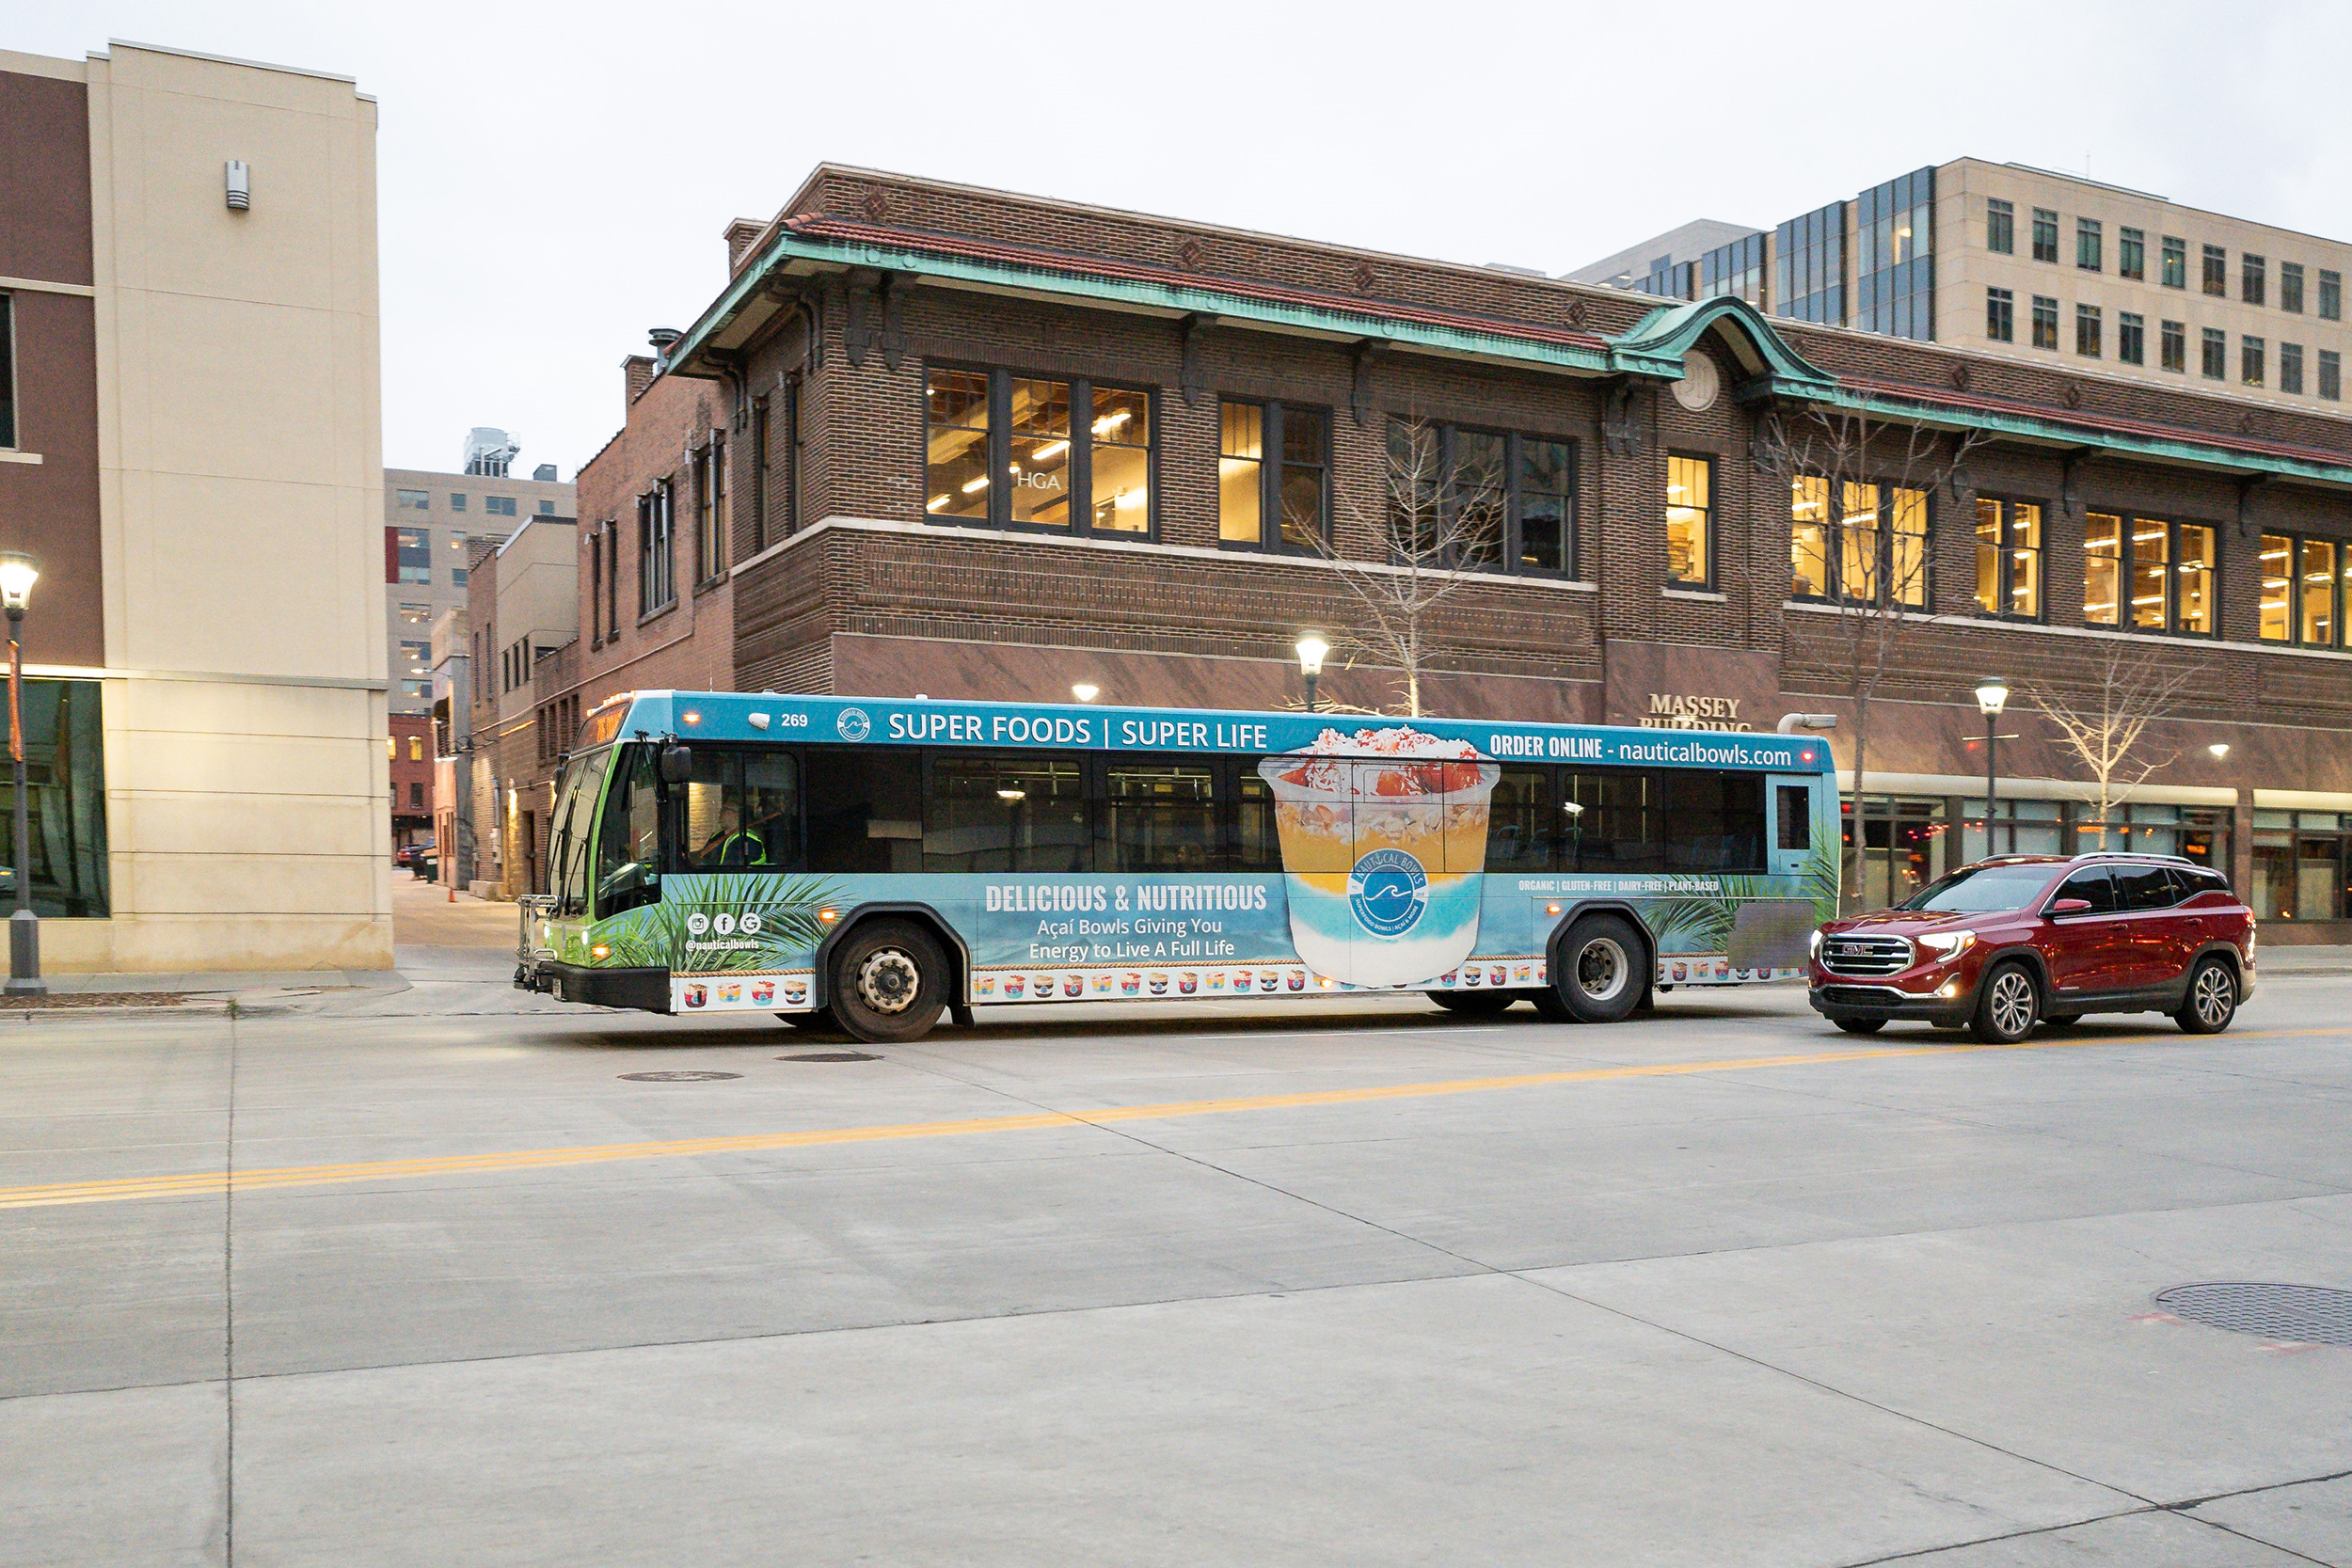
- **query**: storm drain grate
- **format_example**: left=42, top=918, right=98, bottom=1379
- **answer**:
left=779, top=1052, right=880, bottom=1063
left=617, top=1070, right=743, bottom=1082
left=2153, top=1283, right=2352, bottom=1346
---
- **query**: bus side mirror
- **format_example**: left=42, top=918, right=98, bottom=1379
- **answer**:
left=660, top=744, right=692, bottom=784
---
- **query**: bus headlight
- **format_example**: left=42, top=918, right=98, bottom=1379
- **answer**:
left=1917, top=931, right=1975, bottom=961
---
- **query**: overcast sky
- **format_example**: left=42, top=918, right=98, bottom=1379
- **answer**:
left=17, top=0, right=2350, bottom=480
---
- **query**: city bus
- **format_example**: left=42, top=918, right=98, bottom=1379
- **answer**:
left=516, top=690, right=1839, bottom=1042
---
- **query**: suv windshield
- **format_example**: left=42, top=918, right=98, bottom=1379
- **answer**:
left=1899, top=863, right=2058, bottom=913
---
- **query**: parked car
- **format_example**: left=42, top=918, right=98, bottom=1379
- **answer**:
left=1808, top=853, right=2254, bottom=1044
left=397, top=840, right=435, bottom=873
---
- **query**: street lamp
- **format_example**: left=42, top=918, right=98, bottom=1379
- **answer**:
left=1071, top=683, right=1100, bottom=704
left=1975, top=677, right=2009, bottom=857
left=0, top=552, right=41, bottom=994
left=2208, top=742, right=2231, bottom=760
left=1295, top=635, right=1330, bottom=714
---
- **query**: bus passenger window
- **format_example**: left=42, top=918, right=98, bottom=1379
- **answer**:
left=804, top=750, right=923, bottom=875
left=1777, top=785, right=1812, bottom=851
left=1486, top=767, right=1554, bottom=872
left=926, top=755, right=1089, bottom=874
left=681, top=751, right=801, bottom=870
left=1105, top=763, right=1217, bottom=873
left=1566, top=769, right=1662, bottom=872
left=1230, top=764, right=1279, bottom=871
left=1663, top=773, right=1767, bottom=872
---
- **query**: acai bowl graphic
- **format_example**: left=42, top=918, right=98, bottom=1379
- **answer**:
left=1259, top=726, right=1500, bottom=989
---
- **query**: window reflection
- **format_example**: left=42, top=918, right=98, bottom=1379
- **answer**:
left=2130, top=517, right=2169, bottom=629
left=1007, top=377, right=1073, bottom=527
left=2304, top=538, right=2338, bottom=645
left=1790, top=477, right=1829, bottom=598
left=2177, top=525, right=2215, bottom=635
left=1891, top=486, right=1928, bottom=607
left=1840, top=483, right=1880, bottom=603
left=2084, top=513, right=2122, bottom=626
left=2260, top=534, right=2293, bottom=641
left=1219, top=402, right=1263, bottom=545
left=1090, top=387, right=1150, bottom=533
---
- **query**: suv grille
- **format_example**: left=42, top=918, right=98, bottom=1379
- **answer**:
left=1820, top=934, right=1913, bottom=976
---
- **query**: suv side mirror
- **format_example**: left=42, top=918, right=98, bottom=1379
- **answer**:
left=659, top=743, right=692, bottom=784
left=2048, top=897, right=2092, bottom=916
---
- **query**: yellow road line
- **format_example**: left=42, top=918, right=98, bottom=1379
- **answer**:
left=2, top=1026, right=2337, bottom=1212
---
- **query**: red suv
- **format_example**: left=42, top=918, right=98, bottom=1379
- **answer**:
left=1809, top=854, right=2254, bottom=1044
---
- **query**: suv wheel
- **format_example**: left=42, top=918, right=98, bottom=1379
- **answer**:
left=829, top=921, right=947, bottom=1044
left=2174, top=958, right=2237, bottom=1035
left=1971, top=961, right=2041, bottom=1045
left=1549, top=914, right=1645, bottom=1023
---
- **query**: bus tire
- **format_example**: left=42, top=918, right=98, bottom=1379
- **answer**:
left=829, top=921, right=947, bottom=1044
left=1550, top=914, right=1645, bottom=1023
left=1427, top=990, right=1513, bottom=1017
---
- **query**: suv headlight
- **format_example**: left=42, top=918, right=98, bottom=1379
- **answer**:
left=1916, top=931, right=1976, bottom=959
left=1808, top=928, right=1824, bottom=958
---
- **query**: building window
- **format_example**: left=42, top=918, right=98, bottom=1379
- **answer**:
left=588, top=527, right=602, bottom=646
left=2075, top=304, right=2102, bottom=357
left=1789, top=478, right=1927, bottom=606
left=2201, top=327, right=2227, bottom=379
left=398, top=640, right=431, bottom=685
left=1665, top=453, right=1712, bottom=588
left=1974, top=498, right=2042, bottom=620
left=485, top=495, right=517, bottom=517
left=2030, top=295, right=2059, bottom=350
left=396, top=488, right=430, bottom=510
left=694, top=433, right=726, bottom=582
left=2031, top=207, right=2058, bottom=263
left=2243, top=254, right=2266, bottom=306
left=0, top=293, right=14, bottom=449
left=2282, top=341, right=2305, bottom=395
left=1985, top=198, right=2013, bottom=254
left=1855, top=168, right=1934, bottom=339
left=538, top=499, right=555, bottom=515
left=400, top=603, right=431, bottom=629
left=638, top=479, right=675, bottom=614
left=602, top=520, right=619, bottom=634
left=449, top=493, right=468, bottom=512
left=2322, top=350, right=2343, bottom=401
left=1773, top=201, right=1847, bottom=325
left=1217, top=400, right=1326, bottom=553
left=2281, top=261, right=2305, bottom=313
left=1986, top=287, right=2014, bottom=341
left=2075, top=218, right=2102, bottom=271
left=925, top=366, right=1154, bottom=539
left=2162, top=236, right=2187, bottom=289
left=1698, top=232, right=1768, bottom=309
left=2243, top=335, right=2265, bottom=387
left=2261, top=533, right=2346, bottom=647
left=2322, top=269, right=2344, bottom=321
left=2118, top=312, right=2146, bottom=365
left=394, top=527, right=431, bottom=584
left=1384, top=420, right=1575, bottom=578
left=2161, top=320, right=2186, bottom=372
left=2119, top=227, right=2146, bottom=281
left=2088, top=514, right=2216, bottom=635
left=2201, top=244, right=2228, bottom=297
left=408, top=735, right=425, bottom=763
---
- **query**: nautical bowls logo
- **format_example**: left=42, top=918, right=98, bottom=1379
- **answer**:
left=1347, top=848, right=1428, bottom=939
left=835, top=706, right=872, bottom=742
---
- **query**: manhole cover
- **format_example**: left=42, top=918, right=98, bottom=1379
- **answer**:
left=779, top=1052, right=880, bottom=1063
left=2154, top=1283, right=2352, bottom=1346
left=617, top=1070, right=743, bottom=1082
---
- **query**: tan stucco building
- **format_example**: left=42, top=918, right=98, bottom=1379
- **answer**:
left=0, top=41, right=389, bottom=972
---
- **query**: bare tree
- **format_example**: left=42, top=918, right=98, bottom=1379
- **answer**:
left=2019, top=641, right=2204, bottom=838
left=1306, top=418, right=1503, bottom=718
left=1754, top=404, right=1989, bottom=909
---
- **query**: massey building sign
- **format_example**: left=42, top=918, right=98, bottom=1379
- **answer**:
left=1640, top=693, right=1754, bottom=732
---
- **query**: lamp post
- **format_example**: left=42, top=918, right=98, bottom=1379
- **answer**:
left=1295, top=635, right=1329, bottom=714
left=1975, top=676, right=2010, bottom=858
left=0, top=553, right=41, bottom=995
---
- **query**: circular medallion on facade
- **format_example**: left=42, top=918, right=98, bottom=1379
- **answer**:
left=836, top=706, right=871, bottom=741
left=1673, top=351, right=1722, bottom=412
left=1348, top=848, right=1429, bottom=939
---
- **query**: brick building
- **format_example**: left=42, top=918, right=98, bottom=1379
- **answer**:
left=549, top=166, right=2352, bottom=938
left=389, top=712, right=433, bottom=853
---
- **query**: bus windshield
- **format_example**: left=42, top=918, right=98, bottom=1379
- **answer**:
left=1899, top=863, right=2058, bottom=913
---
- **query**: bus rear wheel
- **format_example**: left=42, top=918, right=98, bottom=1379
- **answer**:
left=1548, top=914, right=1646, bottom=1023
left=1426, top=990, right=1514, bottom=1017
left=829, top=921, right=948, bottom=1044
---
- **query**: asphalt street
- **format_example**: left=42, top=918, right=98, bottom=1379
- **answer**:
left=3, top=887, right=2347, bottom=1565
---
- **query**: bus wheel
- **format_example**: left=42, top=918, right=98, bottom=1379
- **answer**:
left=1426, top=990, right=1513, bottom=1017
left=830, top=921, right=947, bottom=1044
left=1550, top=914, right=1645, bottom=1023
left=778, top=1006, right=838, bottom=1032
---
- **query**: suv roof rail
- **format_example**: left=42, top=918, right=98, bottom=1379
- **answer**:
left=2071, top=851, right=2197, bottom=866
